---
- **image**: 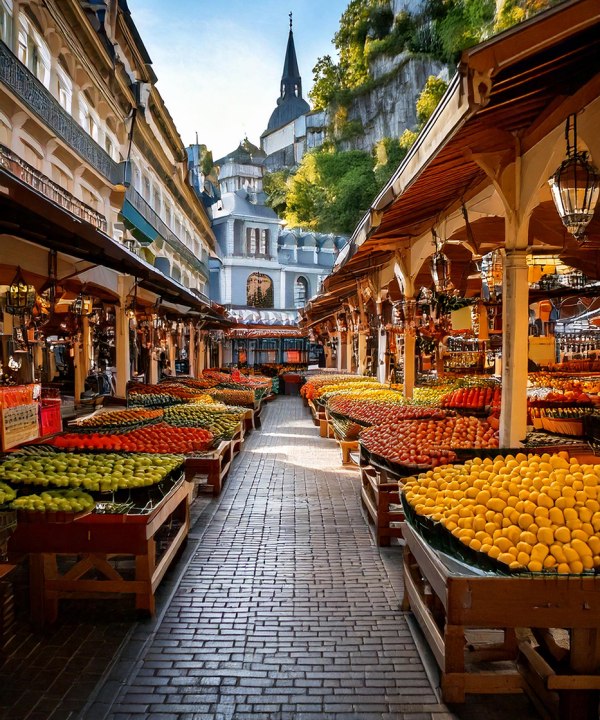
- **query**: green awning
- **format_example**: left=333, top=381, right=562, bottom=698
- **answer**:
left=120, top=200, right=159, bottom=246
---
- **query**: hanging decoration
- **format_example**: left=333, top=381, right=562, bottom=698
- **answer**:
left=71, top=292, right=93, bottom=317
left=430, top=229, right=453, bottom=293
left=125, top=279, right=138, bottom=319
left=482, top=250, right=503, bottom=302
left=5, top=267, right=36, bottom=315
left=549, top=113, right=599, bottom=243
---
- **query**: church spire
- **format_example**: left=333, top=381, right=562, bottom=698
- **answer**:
left=279, top=12, right=302, bottom=103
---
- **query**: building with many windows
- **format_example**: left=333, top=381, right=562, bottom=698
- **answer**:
left=0, top=0, right=218, bottom=397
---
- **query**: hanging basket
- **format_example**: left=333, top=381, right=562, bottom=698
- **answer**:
left=5, top=268, right=36, bottom=315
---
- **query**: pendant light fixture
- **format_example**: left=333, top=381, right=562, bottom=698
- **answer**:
left=430, top=229, right=452, bottom=292
left=549, top=114, right=599, bottom=243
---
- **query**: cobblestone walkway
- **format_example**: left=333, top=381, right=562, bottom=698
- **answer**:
left=97, top=397, right=451, bottom=720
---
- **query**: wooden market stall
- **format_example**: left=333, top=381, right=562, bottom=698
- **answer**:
left=300, top=3, right=600, bottom=717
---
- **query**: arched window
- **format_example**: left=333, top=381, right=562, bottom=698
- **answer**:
left=294, top=276, right=308, bottom=308
left=247, top=272, right=274, bottom=308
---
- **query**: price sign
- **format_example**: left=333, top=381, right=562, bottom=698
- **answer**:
left=1, top=403, right=39, bottom=450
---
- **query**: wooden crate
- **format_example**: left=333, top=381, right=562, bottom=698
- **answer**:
left=402, top=520, right=600, bottom=719
left=185, top=439, right=233, bottom=495
left=8, top=479, right=190, bottom=626
left=360, top=463, right=403, bottom=546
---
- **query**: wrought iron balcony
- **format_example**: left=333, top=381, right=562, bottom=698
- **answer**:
left=0, top=41, right=120, bottom=183
left=124, top=186, right=209, bottom=280
left=0, top=144, right=107, bottom=231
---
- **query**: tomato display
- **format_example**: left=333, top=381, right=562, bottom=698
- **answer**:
left=49, top=423, right=214, bottom=454
left=441, top=386, right=500, bottom=411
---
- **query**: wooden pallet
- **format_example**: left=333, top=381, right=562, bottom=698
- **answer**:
left=402, top=520, right=600, bottom=719
left=360, top=464, right=403, bottom=545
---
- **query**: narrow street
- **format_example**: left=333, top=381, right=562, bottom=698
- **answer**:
left=89, top=396, right=449, bottom=719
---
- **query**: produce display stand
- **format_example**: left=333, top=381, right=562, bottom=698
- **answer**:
left=401, top=520, right=600, bottom=719
left=8, top=477, right=190, bottom=626
left=184, top=437, right=236, bottom=495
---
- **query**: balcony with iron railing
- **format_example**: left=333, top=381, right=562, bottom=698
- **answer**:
left=0, top=144, right=107, bottom=232
left=0, top=40, right=120, bottom=183
left=124, top=186, right=209, bottom=280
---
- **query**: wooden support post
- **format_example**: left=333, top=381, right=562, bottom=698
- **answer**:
left=358, top=331, right=368, bottom=376
left=115, top=276, right=131, bottom=398
left=188, top=322, right=196, bottom=378
left=500, top=248, right=529, bottom=446
left=404, top=329, right=416, bottom=399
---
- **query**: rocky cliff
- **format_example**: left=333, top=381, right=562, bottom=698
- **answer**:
left=338, top=53, right=449, bottom=153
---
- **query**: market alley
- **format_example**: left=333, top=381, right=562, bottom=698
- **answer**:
left=87, top=396, right=448, bottom=720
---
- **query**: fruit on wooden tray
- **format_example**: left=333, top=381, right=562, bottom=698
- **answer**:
left=164, top=405, right=243, bottom=439
left=11, top=488, right=95, bottom=513
left=403, top=451, right=600, bottom=573
left=72, top=408, right=163, bottom=430
left=529, top=391, right=593, bottom=406
left=327, top=397, right=447, bottom=426
left=411, top=386, right=455, bottom=406
left=301, top=375, right=377, bottom=400
left=207, top=388, right=255, bottom=407
left=0, top=481, right=16, bottom=505
left=0, top=452, right=184, bottom=492
left=441, top=386, right=500, bottom=410
left=361, top=415, right=498, bottom=453
left=49, top=423, right=214, bottom=454
left=529, top=373, right=600, bottom=396
left=128, top=383, right=216, bottom=407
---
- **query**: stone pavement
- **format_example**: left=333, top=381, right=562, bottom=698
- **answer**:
left=88, top=396, right=452, bottom=720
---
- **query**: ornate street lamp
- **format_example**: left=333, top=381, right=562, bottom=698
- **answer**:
left=549, top=114, right=599, bottom=242
left=430, top=229, right=452, bottom=292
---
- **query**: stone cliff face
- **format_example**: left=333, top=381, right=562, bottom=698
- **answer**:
left=338, top=53, right=449, bottom=153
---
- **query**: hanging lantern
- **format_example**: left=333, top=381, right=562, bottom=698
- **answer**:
left=549, top=114, right=600, bottom=242
left=430, top=230, right=452, bottom=292
left=482, top=250, right=503, bottom=302
left=5, top=268, right=36, bottom=315
left=125, top=279, right=138, bottom=319
left=71, top=292, right=93, bottom=316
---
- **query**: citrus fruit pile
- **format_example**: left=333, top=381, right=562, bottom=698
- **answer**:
left=403, top=451, right=600, bottom=573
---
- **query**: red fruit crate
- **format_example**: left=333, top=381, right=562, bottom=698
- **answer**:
left=40, top=400, right=62, bottom=437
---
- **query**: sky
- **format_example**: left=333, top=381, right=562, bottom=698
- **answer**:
left=127, top=0, right=349, bottom=159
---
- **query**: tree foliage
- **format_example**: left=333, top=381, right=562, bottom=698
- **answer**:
left=285, top=149, right=376, bottom=235
left=309, top=55, right=341, bottom=111
left=263, top=169, right=290, bottom=216
left=416, top=76, right=448, bottom=126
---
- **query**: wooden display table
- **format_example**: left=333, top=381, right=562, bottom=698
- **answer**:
left=184, top=440, right=233, bottom=495
left=402, top=521, right=600, bottom=719
left=8, top=478, right=190, bottom=626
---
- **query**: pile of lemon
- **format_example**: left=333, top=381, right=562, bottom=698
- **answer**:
left=403, top=451, right=600, bottom=574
